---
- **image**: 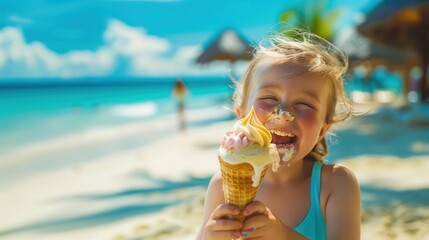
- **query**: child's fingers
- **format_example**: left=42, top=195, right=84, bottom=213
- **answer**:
left=210, top=219, right=243, bottom=231
left=242, top=201, right=268, bottom=217
left=209, top=229, right=242, bottom=239
left=241, top=214, right=266, bottom=232
left=212, top=203, right=241, bottom=220
left=241, top=225, right=264, bottom=239
left=205, top=219, right=242, bottom=239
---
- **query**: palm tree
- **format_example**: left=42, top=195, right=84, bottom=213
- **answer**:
left=278, top=0, right=343, bottom=42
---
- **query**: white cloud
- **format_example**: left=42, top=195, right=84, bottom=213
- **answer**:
left=0, top=27, right=114, bottom=78
left=104, top=19, right=170, bottom=56
left=0, top=27, right=59, bottom=77
left=0, top=19, right=241, bottom=79
left=60, top=48, right=115, bottom=78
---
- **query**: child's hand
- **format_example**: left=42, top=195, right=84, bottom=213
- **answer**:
left=240, top=201, right=288, bottom=239
left=203, top=203, right=243, bottom=240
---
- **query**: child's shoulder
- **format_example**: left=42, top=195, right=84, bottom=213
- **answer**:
left=204, top=171, right=225, bottom=207
left=320, top=163, right=361, bottom=226
left=209, top=171, right=222, bottom=182
left=321, top=163, right=359, bottom=192
left=207, top=171, right=223, bottom=191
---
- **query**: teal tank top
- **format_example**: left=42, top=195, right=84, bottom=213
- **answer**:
left=294, top=161, right=326, bottom=240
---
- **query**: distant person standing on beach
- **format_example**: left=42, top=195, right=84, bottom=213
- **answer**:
left=173, top=78, right=188, bottom=130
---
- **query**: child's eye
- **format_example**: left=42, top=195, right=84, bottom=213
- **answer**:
left=258, top=96, right=278, bottom=102
left=295, top=102, right=316, bottom=110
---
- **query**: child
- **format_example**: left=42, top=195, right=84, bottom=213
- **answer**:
left=196, top=30, right=361, bottom=240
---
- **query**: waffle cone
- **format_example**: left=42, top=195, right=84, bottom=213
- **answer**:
left=218, top=157, right=268, bottom=222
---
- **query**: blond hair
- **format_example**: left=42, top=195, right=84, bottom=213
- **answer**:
left=234, top=30, right=352, bottom=162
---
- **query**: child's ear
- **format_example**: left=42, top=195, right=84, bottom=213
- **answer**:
left=318, top=123, right=331, bottom=141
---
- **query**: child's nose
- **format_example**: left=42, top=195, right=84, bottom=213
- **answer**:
left=269, top=106, right=295, bottom=122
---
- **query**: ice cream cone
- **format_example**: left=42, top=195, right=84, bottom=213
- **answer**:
left=218, top=156, right=268, bottom=222
left=217, top=106, right=280, bottom=222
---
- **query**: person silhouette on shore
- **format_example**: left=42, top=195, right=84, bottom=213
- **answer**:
left=173, top=78, right=188, bottom=130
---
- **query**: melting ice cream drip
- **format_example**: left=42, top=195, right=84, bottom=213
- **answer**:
left=279, top=146, right=295, bottom=164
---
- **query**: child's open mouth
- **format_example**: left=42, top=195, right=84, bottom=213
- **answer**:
left=269, top=130, right=297, bottom=146
left=270, top=130, right=296, bottom=164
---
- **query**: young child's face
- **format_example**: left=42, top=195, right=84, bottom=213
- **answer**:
left=245, top=63, right=331, bottom=165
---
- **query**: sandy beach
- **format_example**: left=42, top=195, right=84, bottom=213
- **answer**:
left=1, top=103, right=429, bottom=240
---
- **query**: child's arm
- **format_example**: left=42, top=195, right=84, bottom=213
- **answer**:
left=195, top=172, right=243, bottom=240
left=325, top=164, right=361, bottom=240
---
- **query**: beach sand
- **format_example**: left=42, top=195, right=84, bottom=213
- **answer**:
left=1, top=104, right=429, bottom=240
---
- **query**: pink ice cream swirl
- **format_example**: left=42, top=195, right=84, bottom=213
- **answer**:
left=221, top=130, right=254, bottom=150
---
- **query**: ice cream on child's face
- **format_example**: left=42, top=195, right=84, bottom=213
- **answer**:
left=218, top=106, right=280, bottom=187
left=268, top=106, right=295, bottom=122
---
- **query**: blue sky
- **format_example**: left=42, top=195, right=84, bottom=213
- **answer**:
left=0, top=0, right=379, bottom=79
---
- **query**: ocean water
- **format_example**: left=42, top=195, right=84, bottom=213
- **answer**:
left=0, top=71, right=403, bottom=149
left=0, top=73, right=404, bottom=183
left=0, top=76, right=235, bottom=183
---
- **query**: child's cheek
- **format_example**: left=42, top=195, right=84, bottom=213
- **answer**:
left=253, top=101, right=273, bottom=123
left=295, top=110, right=320, bottom=124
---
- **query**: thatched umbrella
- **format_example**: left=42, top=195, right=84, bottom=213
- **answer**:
left=196, top=28, right=254, bottom=76
left=357, top=0, right=429, bottom=102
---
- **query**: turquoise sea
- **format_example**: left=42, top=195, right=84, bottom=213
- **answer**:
left=0, top=72, right=404, bottom=184
left=0, top=76, right=235, bottom=183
